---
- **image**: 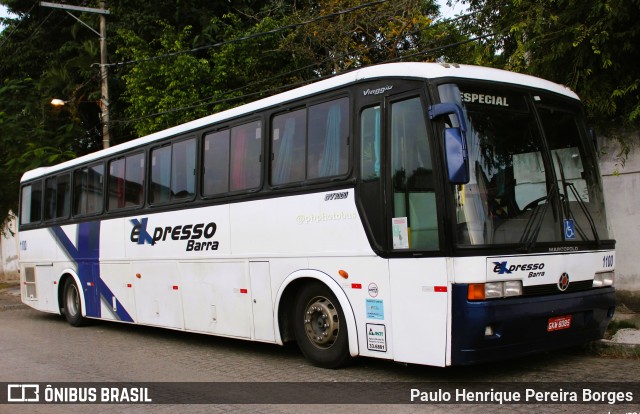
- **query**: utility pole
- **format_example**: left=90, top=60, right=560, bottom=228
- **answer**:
left=99, top=1, right=110, bottom=149
left=40, top=1, right=111, bottom=149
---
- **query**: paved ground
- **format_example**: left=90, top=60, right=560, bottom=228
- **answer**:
left=1, top=283, right=639, bottom=414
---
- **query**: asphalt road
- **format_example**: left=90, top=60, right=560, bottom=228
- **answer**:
left=1, top=287, right=639, bottom=414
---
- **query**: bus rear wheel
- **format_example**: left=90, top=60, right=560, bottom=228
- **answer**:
left=63, top=278, right=87, bottom=327
left=293, top=282, right=350, bottom=368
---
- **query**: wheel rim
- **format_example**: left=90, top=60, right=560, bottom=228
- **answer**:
left=303, top=295, right=339, bottom=349
left=66, top=283, right=80, bottom=317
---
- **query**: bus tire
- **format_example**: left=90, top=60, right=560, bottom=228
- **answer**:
left=63, top=278, right=87, bottom=327
left=293, top=281, right=351, bottom=368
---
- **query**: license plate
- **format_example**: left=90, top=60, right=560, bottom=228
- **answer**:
left=547, top=315, right=572, bottom=332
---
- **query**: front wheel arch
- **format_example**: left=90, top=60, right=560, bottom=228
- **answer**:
left=275, top=272, right=359, bottom=367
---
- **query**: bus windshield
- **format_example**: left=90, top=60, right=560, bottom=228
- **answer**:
left=437, top=83, right=609, bottom=248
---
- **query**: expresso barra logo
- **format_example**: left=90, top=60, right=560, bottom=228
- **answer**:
left=493, top=261, right=545, bottom=275
left=130, top=218, right=219, bottom=251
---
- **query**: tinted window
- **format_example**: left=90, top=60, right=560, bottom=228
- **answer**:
left=230, top=121, right=262, bottom=192
left=172, top=139, right=196, bottom=199
left=44, top=174, right=70, bottom=220
left=108, top=152, right=145, bottom=210
left=391, top=97, right=439, bottom=250
left=271, top=97, right=349, bottom=186
left=361, top=106, right=381, bottom=180
left=20, top=182, right=43, bottom=224
left=308, top=98, right=349, bottom=179
left=272, top=109, right=306, bottom=185
left=150, top=138, right=196, bottom=203
left=203, top=130, right=230, bottom=196
left=73, top=164, right=104, bottom=216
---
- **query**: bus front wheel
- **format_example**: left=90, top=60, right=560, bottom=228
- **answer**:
left=63, top=278, right=87, bottom=327
left=293, top=282, right=350, bottom=368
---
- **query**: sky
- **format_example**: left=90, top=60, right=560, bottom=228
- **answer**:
left=0, top=4, right=9, bottom=18
left=0, top=4, right=12, bottom=32
left=437, top=0, right=468, bottom=20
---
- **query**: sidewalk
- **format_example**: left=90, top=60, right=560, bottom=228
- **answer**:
left=602, top=304, right=640, bottom=347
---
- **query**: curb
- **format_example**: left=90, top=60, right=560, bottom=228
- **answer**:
left=598, top=338, right=640, bottom=349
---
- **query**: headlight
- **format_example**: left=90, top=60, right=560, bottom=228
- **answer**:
left=504, top=280, right=523, bottom=297
left=593, top=271, right=615, bottom=287
left=485, top=282, right=503, bottom=299
left=467, top=281, right=523, bottom=300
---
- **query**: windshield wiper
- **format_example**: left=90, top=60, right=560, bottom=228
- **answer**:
left=518, top=183, right=558, bottom=252
left=555, top=154, right=600, bottom=244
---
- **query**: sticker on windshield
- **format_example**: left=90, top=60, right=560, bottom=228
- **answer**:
left=564, top=219, right=576, bottom=240
left=392, top=217, right=409, bottom=249
left=461, top=92, right=510, bottom=107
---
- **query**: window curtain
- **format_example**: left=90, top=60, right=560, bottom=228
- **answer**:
left=231, top=128, right=248, bottom=190
left=319, top=104, right=341, bottom=177
left=274, top=117, right=296, bottom=184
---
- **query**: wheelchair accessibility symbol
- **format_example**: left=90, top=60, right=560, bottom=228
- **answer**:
left=563, top=219, right=576, bottom=240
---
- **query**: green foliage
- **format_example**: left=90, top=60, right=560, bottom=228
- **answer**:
left=0, top=78, right=78, bottom=229
left=0, top=0, right=461, bottom=231
left=280, top=0, right=445, bottom=73
left=115, top=0, right=458, bottom=137
left=5, top=0, right=638, bottom=234
left=462, top=0, right=640, bottom=134
left=117, top=23, right=215, bottom=136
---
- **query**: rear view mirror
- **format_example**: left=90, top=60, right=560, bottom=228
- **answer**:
left=444, top=127, right=469, bottom=184
left=429, top=103, right=470, bottom=184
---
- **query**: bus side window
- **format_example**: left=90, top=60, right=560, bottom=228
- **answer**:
left=308, top=97, right=349, bottom=179
left=109, top=153, right=145, bottom=210
left=73, top=164, right=104, bottom=216
left=361, top=106, right=381, bottom=180
left=272, top=110, right=306, bottom=185
left=203, top=130, right=230, bottom=196
left=171, top=138, right=196, bottom=199
left=150, top=145, right=171, bottom=203
left=359, top=105, right=385, bottom=249
left=20, top=182, right=43, bottom=225
left=230, top=121, right=262, bottom=192
left=108, top=158, right=125, bottom=209
left=150, top=138, right=196, bottom=204
left=125, top=153, right=145, bottom=207
left=391, top=97, right=439, bottom=250
left=44, top=174, right=70, bottom=220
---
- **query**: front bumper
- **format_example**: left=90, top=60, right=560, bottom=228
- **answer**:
left=451, top=284, right=616, bottom=365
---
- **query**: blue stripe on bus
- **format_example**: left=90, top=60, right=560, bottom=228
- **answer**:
left=50, top=222, right=134, bottom=323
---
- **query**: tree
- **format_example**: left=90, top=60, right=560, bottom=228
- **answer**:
left=115, top=0, right=456, bottom=135
left=460, top=0, right=640, bottom=136
left=0, top=0, right=465, bottom=231
left=281, top=0, right=441, bottom=73
left=0, top=78, right=76, bottom=230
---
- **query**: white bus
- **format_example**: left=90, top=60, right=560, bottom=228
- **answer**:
left=18, top=62, right=616, bottom=368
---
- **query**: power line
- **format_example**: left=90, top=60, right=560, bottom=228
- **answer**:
left=109, top=14, right=488, bottom=127
left=0, top=1, right=39, bottom=50
left=108, top=30, right=499, bottom=129
left=105, top=0, right=390, bottom=68
left=107, top=10, right=482, bottom=126
left=0, top=8, right=62, bottom=77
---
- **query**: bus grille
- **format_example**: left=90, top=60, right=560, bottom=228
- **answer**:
left=522, top=280, right=594, bottom=296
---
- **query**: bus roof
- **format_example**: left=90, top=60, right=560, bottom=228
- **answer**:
left=21, top=62, right=578, bottom=182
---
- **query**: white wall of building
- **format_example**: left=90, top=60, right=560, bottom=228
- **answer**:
left=599, top=135, right=640, bottom=297
left=0, top=214, right=19, bottom=282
